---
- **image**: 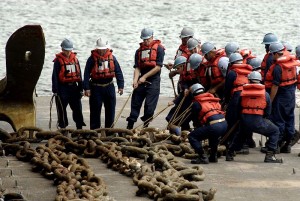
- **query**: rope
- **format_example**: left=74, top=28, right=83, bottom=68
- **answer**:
left=158, top=133, right=173, bottom=144
left=49, top=95, right=55, bottom=130
left=169, top=69, right=178, bottom=98
left=133, top=105, right=171, bottom=130
left=166, top=95, right=186, bottom=129
left=177, top=104, right=193, bottom=127
left=111, top=92, right=132, bottom=128
left=49, top=94, right=66, bottom=130
left=219, top=120, right=240, bottom=145
left=163, top=64, right=178, bottom=98
left=170, top=106, right=192, bottom=127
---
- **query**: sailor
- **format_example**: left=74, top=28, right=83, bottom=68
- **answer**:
left=223, top=53, right=253, bottom=149
left=52, top=38, right=86, bottom=129
left=261, top=33, right=278, bottom=86
left=168, top=27, right=195, bottom=94
left=83, top=38, right=124, bottom=129
left=126, top=28, right=165, bottom=129
left=188, top=83, right=227, bottom=164
left=166, top=51, right=202, bottom=131
left=266, top=42, right=298, bottom=153
left=199, top=42, right=227, bottom=98
left=226, top=71, right=282, bottom=163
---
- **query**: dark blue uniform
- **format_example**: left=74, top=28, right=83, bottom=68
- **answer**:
left=52, top=58, right=85, bottom=129
left=83, top=55, right=124, bottom=129
left=270, top=65, right=296, bottom=143
left=188, top=102, right=227, bottom=157
left=224, top=71, right=240, bottom=131
left=224, top=70, right=253, bottom=148
left=263, top=53, right=274, bottom=94
left=126, top=45, right=165, bottom=127
left=264, top=54, right=274, bottom=80
left=229, top=88, right=279, bottom=152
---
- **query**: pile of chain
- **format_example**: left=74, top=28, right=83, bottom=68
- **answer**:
left=0, top=126, right=221, bottom=201
left=0, top=128, right=110, bottom=201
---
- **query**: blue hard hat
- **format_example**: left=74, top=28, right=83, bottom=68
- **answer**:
left=61, top=38, right=73, bottom=51
left=201, top=42, right=215, bottom=55
left=173, top=56, right=187, bottom=69
left=249, top=57, right=262, bottom=70
left=229, top=52, right=243, bottom=63
left=189, top=53, right=203, bottom=69
left=187, top=38, right=199, bottom=50
left=269, top=42, right=284, bottom=53
left=140, top=28, right=153, bottom=39
left=225, top=42, right=239, bottom=57
left=179, top=27, right=194, bottom=38
left=262, top=33, right=278, bottom=45
left=248, top=71, right=262, bottom=82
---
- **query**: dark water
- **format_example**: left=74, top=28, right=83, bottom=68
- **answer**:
left=0, top=0, right=299, bottom=97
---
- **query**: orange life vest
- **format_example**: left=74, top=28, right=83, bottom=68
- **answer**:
left=55, top=52, right=81, bottom=83
left=200, top=48, right=226, bottom=86
left=230, top=63, right=253, bottom=94
left=240, top=84, right=266, bottom=116
left=239, top=49, right=256, bottom=64
left=264, top=54, right=298, bottom=88
left=193, top=93, right=224, bottom=124
left=197, top=57, right=209, bottom=87
left=90, top=49, right=115, bottom=79
left=137, top=40, right=164, bottom=69
left=175, top=44, right=190, bottom=59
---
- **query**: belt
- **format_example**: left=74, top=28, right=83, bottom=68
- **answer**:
left=208, top=118, right=225, bottom=125
left=92, top=81, right=113, bottom=87
left=64, top=82, right=76, bottom=86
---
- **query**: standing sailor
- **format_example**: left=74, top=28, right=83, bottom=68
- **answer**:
left=52, top=38, right=86, bottom=129
left=83, top=38, right=124, bottom=129
left=126, top=28, right=165, bottom=129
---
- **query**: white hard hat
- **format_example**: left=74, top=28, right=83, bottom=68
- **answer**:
left=218, top=57, right=229, bottom=77
left=96, top=38, right=110, bottom=50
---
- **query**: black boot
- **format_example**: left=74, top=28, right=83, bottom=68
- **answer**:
left=209, top=153, right=218, bottom=163
left=191, top=154, right=209, bottom=164
left=209, top=147, right=218, bottom=162
left=226, top=150, right=235, bottom=161
left=280, top=142, right=291, bottom=153
left=264, top=151, right=283, bottom=163
left=291, top=129, right=300, bottom=146
left=127, top=121, right=134, bottom=129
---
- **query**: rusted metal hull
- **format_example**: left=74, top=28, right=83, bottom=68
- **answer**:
left=0, top=25, right=45, bottom=131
